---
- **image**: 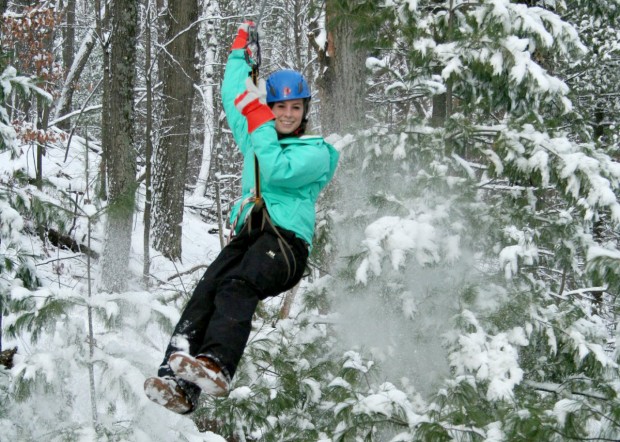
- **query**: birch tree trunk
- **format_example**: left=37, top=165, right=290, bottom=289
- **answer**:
left=152, top=0, right=199, bottom=261
left=100, top=0, right=138, bottom=292
left=191, top=0, right=218, bottom=201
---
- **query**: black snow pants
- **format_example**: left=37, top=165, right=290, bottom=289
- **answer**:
left=158, top=207, right=309, bottom=384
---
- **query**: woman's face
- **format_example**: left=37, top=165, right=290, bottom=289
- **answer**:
left=271, top=99, right=304, bottom=135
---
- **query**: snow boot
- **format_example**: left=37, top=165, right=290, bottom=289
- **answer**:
left=169, top=351, right=230, bottom=397
left=144, top=376, right=195, bottom=414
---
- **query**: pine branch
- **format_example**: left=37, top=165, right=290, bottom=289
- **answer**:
left=525, top=380, right=608, bottom=401
left=551, top=428, right=620, bottom=442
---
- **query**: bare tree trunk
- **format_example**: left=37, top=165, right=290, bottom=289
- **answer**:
left=430, top=67, right=447, bottom=128
left=80, top=131, right=99, bottom=429
left=315, top=1, right=366, bottom=135
left=62, top=0, right=76, bottom=69
left=430, top=1, right=453, bottom=128
left=191, top=0, right=218, bottom=200
left=293, top=0, right=302, bottom=69
left=54, top=26, right=97, bottom=129
left=152, top=0, right=199, bottom=261
left=100, top=0, right=138, bottom=292
left=143, top=2, right=154, bottom=286
left=35, top=95, right=51, bottom=192
left=279, top=283, right=301, bottom=319
left=35, top=15, right=54, bottom=197
left=97, top=0, right=110, bottom=201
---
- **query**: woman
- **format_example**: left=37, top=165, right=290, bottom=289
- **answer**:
left=144, top=22, right=339, bottom=414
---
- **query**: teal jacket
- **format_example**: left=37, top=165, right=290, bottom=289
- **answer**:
left=222, top=49, right=339, bottom=246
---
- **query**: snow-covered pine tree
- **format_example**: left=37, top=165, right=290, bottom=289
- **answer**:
left=0, top=62, right=62, bottom=438
left=1, top=135, right=209, bottom=440
left=0, top=55, right=208, bottom=439
left=0, top=63, right=54, bottom=347
left=5, top=0, right=620, bottom=440
left=312, top=0, right=620, bottom=440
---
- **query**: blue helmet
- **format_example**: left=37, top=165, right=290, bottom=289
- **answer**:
left=266, top=69, right=311, bottom=103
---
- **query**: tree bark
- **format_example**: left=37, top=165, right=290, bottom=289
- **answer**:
left=97, top=0, right=110, bottom=201
left=430, top=67, right=447, bottom=128
left=152, top=0, right=199, bottom=261
left=191, top=0, right=217, bottom=201
left=35, top=95, right=50, bottom=191
left=316, top=0, right=366, bottom=135
left=100, top=0, right=138, bottom=292
left=62, top=0, right=76, bottom=86
left=54, top=26, right=97, bottom=129
left=143, top=3, right=154, bottom=286
left=430, top=1, right=453, bottom=128
left=35, top=11, right=54, bottom=195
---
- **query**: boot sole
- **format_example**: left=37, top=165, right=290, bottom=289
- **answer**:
left=169, top=352, right=229, bottom=397
left=144, top=376, right=193, bottom=414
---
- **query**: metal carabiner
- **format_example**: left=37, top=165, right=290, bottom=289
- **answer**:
left=244, top=22, right=261, bottom=69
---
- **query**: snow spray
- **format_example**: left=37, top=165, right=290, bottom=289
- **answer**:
left=326, top=131, right=482, bottom=397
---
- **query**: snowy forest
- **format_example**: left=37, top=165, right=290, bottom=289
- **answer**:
left=2, top=0, right=620, bottom=440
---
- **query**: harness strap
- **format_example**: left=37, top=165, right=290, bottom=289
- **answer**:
left=229, top=200, right=297, bottom=284
left=228, top=195, right=255, bottom=243
left=263, top=210, right=296, bottom=283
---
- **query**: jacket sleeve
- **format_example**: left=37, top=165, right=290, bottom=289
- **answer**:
left=221, top=49, right=252, bottom=155
left=250, top=123, right=332, bottom=188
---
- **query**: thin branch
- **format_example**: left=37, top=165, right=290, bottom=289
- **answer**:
left=49, top=105, right=102, bottom=128
left=525, top=380, right=608, bottom=401
left=166, top=264, right=209, bottom=281
left=35, top=255, right=87, bottom=266
left=62, top=78, right=103, bottom=162
left=170, top=260, right=190, bottom=298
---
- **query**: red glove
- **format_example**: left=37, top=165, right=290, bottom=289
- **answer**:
left=231, top=21, right=255, bottom=51
left=234, top=77, right=275, bottom=133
